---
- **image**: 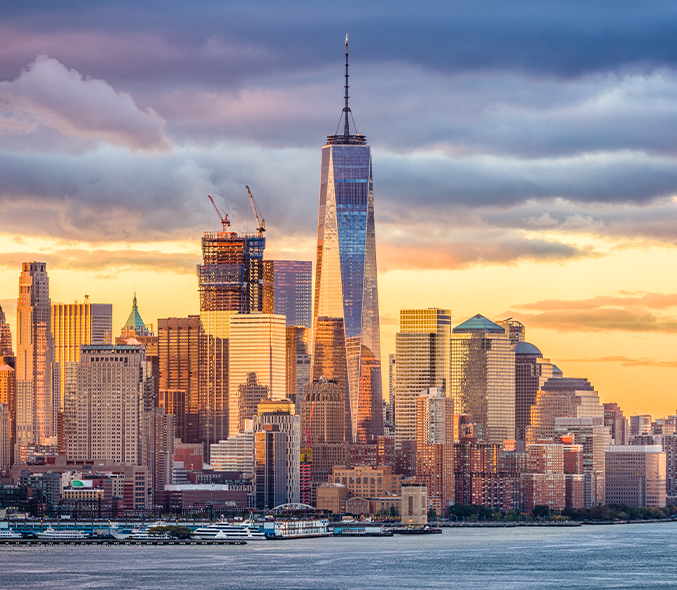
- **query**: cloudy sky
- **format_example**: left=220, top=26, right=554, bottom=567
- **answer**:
left=2, top=0, right=677, bottom=416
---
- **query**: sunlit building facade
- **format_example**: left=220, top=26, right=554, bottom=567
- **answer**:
left=526, top=378, right=604, bottom=445
left=263, top=260, right=313, bottom=328
left=197, top=226, right=266, bottom=458
left=158, top=316, right=202, bottom=444
left=415, top=388, right=454, bottom=514
left=605, top=445, right=666, bottom=508
left=451, top=314, right=515, bottom=445
left=16, top=261, right=55, bottom=458
left=513, top=342, right=556, bottom=443
left=51, top=301, right=113, bottom=410
left=394, top=308, right=451, bottom=444
left=311, top=40, right=383, bottom=443
left=286, top=326, right=310, bottom=411
left=228, top=314, right=286, bottom=438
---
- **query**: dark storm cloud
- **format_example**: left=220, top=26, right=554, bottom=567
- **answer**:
left=2, top=1, right=677, bottom=86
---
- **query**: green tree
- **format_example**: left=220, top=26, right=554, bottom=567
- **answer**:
left=427, top=508, right=437, bottom=521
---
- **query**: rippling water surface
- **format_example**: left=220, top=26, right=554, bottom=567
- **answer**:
left=1, top=523, right=677, bottom=589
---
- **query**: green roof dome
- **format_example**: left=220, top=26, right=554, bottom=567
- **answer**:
left=453, top=314, right=505, bottom=334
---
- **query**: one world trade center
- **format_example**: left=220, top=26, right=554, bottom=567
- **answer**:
left=311, top=36, right=383, bottom=443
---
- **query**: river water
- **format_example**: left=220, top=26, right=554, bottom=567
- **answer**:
left=1, top=522, right=676, bottom=589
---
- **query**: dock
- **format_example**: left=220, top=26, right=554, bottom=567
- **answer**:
left=0, top=538, right=246, bottom=546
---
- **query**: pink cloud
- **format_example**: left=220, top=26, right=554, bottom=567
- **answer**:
left=0, top=55, right=171, bottom=152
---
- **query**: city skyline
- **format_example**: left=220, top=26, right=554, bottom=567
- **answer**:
left=3, top=2, right=677, bottom=418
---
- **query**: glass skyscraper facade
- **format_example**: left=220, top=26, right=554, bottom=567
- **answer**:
left=451, top=314, right=515, bottom=445
left=311, top=38, right=383, bottom=443
left=263, top=260, right=312, bottom=328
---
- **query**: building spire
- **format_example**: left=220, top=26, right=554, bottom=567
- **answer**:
left=343, top=34, right=350, bottom=136
left=327, top=34, right=366, bottom=145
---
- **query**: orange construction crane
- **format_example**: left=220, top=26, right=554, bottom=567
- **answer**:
left=207, top=195, right=230, bottom=231
left=245, top=185, right=266, bottom=237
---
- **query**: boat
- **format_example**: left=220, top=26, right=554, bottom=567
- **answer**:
left=193, top=521, right=266, bottom=541
left=392, top=525, right=443, bottom=534
left=37, top=527, right=88, bottom=540
left=263, top=519, right=330, bottom=539
left=0, top=529, right=23, bottom=539
left=127, top=522, right=172, bottom=540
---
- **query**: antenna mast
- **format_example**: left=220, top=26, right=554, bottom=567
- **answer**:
left=343, top=34, right=350, bottom=136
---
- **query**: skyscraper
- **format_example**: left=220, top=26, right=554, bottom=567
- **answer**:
left=16, top=261, right=55, bottom=459
left=198, top=214, right=266, bottom=458
left=228, top=313, right=286, bottom=438
left=451, top=314, right=515, bottom=445
left=394, top=308, right=452, bottom=444
left=415, top=388, right=454, bottom=514
left=51, top=300, right=113, bottom=410
left=68, top=344, right=151, bottom=464
left=311, top=37, right=383, bottom=443
left=158, top=316, right=202, bottom=443
left=263, top=260, right=313, bottom=328
left=0, top=305, right=13, bottom=358
left=513, top=341, right=556, bottom=443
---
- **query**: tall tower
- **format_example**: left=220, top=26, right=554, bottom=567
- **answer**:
left=16, top=261, right=55, bottom=459
left=51, top=301, right=113, bottom=410
left=197, top=205, right=266, bottom=457
left=394, top=308, right=452, bottom=444
left=311, top=36, right=383, bottom=443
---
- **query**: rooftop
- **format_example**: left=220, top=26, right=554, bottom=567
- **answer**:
left=453, top=314, right=505, bottom=334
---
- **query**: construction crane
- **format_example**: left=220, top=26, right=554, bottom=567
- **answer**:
left=207, top=195, right=230, bottom=231
left=245, top=185, right=266, bottom=237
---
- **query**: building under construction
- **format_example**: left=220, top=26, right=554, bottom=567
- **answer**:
left=198, top=231, right=265, bottom=314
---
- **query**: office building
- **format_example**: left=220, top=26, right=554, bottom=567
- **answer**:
left=228, top=314, right=286, bottom=437
left=51, top=301, right=113, bottom=446
left=158, top=316, right=202, bottom=443
left=255, top=424, right=287, bottom=510
left=254, top=399, right=300, bottom=504
left=605, top=445, right=666, bottom=508
left=555, top=417, right=609, bottom=507
left=415, top=388, right=454, bottom=514
left=0, top=305, right=13, bottom=358
left=311, top=39, right=383, bottom=443
left=393, top=308, right=452, bottom=444
left=496, top=319, right=526, bottom=345
left=210, top=430, right=256, bottom=475
left=630, top=415, right=652, bottom=437
left=451, top=314, right=515, bottom=445
left=526, top=378, right=604, bottom=444
left=286, top=326, right=310, bottom=410
left=197, top=219, right=266, bottom=459
left=513, top=342, right=556, bottom=443
left=16, top=261, right=55, bottom=460
left=661, top=434, right=677, bottom=503
left=604, top=402, right=629, bottom=446
left=68, top=345, right=151, bottom=464
left=302, top=379, right=345, bottom=445
left=330, top=464, right=402, bottom=497
left=0, top=404, right=10, bottom=468
left=263, top=260, right=313, bottom=328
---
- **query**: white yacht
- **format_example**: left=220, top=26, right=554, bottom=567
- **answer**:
left=37, top=527, right=88, bottom=540
left=0, top=529, right=23, bottom=539
left=193, top=521, right=266, bottom=541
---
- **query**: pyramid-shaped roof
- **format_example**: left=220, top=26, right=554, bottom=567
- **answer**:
left=453, top=314, right=505, bottom=334
left=123, top=293, right=146, bottom=332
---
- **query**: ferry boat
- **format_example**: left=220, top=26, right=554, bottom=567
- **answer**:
left=0, top=529, right=23, bottom=539
left=127, top=522, right=172, bottom=540
left=37, top=527, right=88, bottom=540
left=263, top=519, right=330, bottom=539
left=193, top=521, right=266, bottom=541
